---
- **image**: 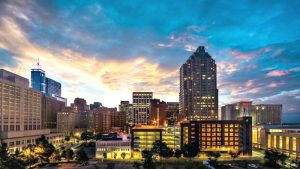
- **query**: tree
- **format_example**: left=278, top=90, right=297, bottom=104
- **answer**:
left=113, top=152, right=117, bottom=159
left=133, top=162, right=141, bottom=169
left=76, top=148, right=89, bottom=164
left=0, top=143, right=25, bottom=169
left=103, top=152, right=107, bottom=159
left=49, top=150, right=61, bottom=162
left=142, top=149, right=156, bottom=169
left=121, top=152, right=126, bottom=159
left=65, top=148, right=74, bottom=161
left=106, top=162, right=115, bottom=169
left=182, top=143, right=199, bottom=158
left=151, top=140, right=173, bottom=158
left=81, top=130, right=94, bottom=140
left=264, top=149, right=287, bottom=167
left=35, top=135, right=55, bottom=163
left=206, top=151, right=221, bottom=167
left=228, top=150, right=241, bottom=160
left=174, top=149, right=182, bottom=158
left=65, top=136, right=70, bottom=142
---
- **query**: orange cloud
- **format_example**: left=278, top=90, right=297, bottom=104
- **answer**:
left=266, top=70, right=288, bottom=77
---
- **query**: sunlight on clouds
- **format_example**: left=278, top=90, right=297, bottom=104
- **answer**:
left=0, top=17, right=179, bottom=106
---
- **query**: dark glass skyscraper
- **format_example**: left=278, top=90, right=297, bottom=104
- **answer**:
left=179, top=46, right=218, bottom=120
left=46, top=77, right=61, bottom=97
left=31, top=66, right=46, bottom=94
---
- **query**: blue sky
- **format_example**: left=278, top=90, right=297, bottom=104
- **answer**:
left=0, top=0, right=299, bottom=122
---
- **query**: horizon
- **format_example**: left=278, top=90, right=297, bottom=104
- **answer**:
left=1, top=1, right=300, bottom=123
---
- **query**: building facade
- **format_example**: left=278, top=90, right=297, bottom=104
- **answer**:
left=180, top=117, right=252, bottom=155
left=57, top=111, right=75, bottom=134
left=31, top=67, right=46, bottom=94
left=94, top=107, right=112, bottom=133
left=45, top=77, right=61, bottom=97
left=96, top=135, right=131, bottom=159
left=166, top=102, right=179, bottom=120
left=149, top=99, right=168, bottom=126
left=0, top=69, right=63, bottom=153
left=253, top=125, right=300, bottom=158
left=41, top=95, right=65, bottom=130
left=221, top=102, right=282, bottom=125
left=179, top=46, right=218, bottom=120
left=162, top=125, right=181, bottom=150
left=111, top=111, right=126, bottom=130
left=132, top=92, right=153, bottom=124
left=90, top=102, right=102, bottom=110
left=119, top=101, right=133, bottom=124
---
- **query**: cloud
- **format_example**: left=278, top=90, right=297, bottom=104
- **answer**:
left=0, top=16, right=179, bottom=106
left=266, top=70, right=289, bottom=77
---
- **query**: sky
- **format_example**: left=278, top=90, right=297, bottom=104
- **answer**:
left=0, top=0, right=300, bottom=122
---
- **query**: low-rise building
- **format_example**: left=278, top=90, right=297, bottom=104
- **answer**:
left=96, top=134, right=131, bottom=159
left=221, top=101, right=282, bottom=125
left=253, top=125, right=300, bottom=158
left=181, top=117, right=252, bottom=155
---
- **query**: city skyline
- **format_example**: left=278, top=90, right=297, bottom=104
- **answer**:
left=0, top=1, right=300, bottom=123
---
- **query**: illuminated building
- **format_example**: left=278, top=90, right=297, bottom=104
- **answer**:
left=253, top=125, right=300, bottom=158
left=180, top=117, right=252, bottom=155
left=0, top=69, right=64, bottom=153
left=150, top=99, right=168, bottom=126
left=221, top=101, right=282, bottom=125
left=132, top=92, right=153, bottom=124
left=179, top=46, right=218, bottom=120
left=96, top=134, right=131, bottom=159
left=162, top=126, right=181, bottom=150
left=119, top=101, right=133, bottom=124
left=131, top=126, right=162, bottom=152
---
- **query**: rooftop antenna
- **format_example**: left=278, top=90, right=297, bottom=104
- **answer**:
left=37, top=58, right=40, bottom=69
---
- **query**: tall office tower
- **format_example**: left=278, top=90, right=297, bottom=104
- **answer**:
left=90, top=102, right=102, bottom=110
left=72, top=98, right=89, bottom=112
left=221, top=101, right=282, bottom=125
left=0, top=69, right=64, bottom=153
left=119, top=101, right=133, bottom=124
left=45, top=77, right=61, bottom=97
left=149, top=99, right=168, bottom=126
left=179, top=46, right=218, bottom=120
left=31, top=61, right=46, bottom=94
left=132, top=92, right=153, bottom=124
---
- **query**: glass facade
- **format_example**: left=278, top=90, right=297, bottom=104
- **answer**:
left=31, top=69, right=46, bottom=94
left=45, top=77, right=61, bottom=96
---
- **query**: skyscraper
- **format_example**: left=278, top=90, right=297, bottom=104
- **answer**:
left=31, top=61, right=46, bottom=94
left=132, top=92, right=153, bottom=124
left=179, top=46, right=218, bottom=120
left=46, top=77, right=61, bottom=97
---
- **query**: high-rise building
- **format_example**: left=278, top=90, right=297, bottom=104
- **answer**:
left=41, top=95, right=66, bottom=130
left=90, top=102, right=102, bottom=110
left=221, top=101, right=282, bottom=125
left=94, top=107, right=112, bottom=133
left=72, top=98, right=89, bottom=112
left=45, top=77, right=61, bottom=97
left=0, top=69, right=64, bottom=153
left=132, top=92, right=153, bottom=124
left=149, top=99, right=168, bottom=126
left=119, top=101, right=133, bottom=124
left=166, top=102, right=179, bottom=120
left=31, top=62, right=46, bottom=94
left=111, top=111, right=126, bottom=130
left=181, top=117, right=252, bottom=155
left=179, top=46, right=218, bottom=120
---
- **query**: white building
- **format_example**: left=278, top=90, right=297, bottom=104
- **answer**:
left=96, top=134, right=131, bottom=159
